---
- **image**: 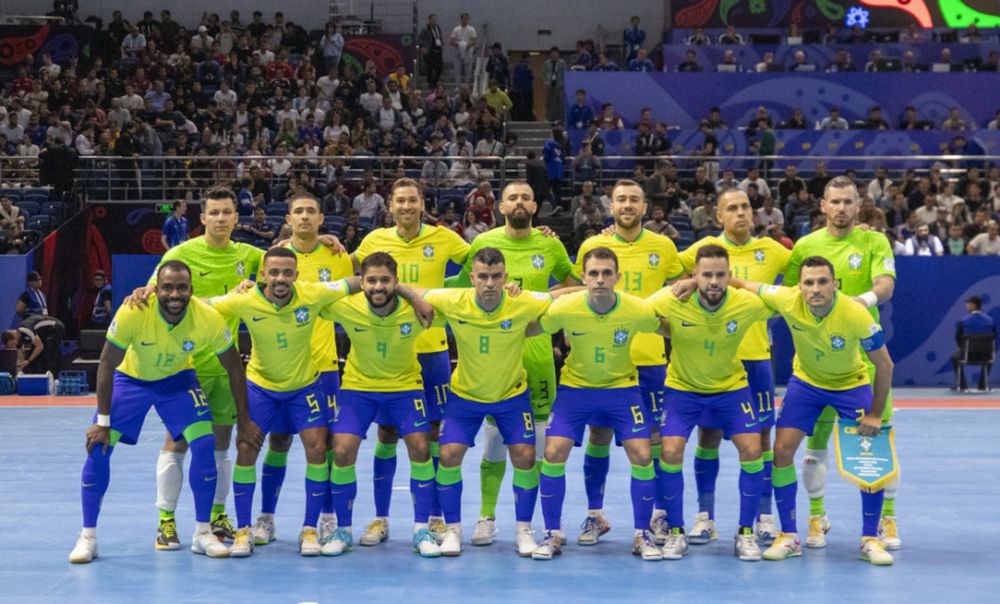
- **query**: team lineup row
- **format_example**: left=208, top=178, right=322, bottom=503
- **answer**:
left=68, top=176, right=900, bottom=566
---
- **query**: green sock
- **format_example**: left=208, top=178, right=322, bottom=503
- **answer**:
left=211, top=503, right=226, bottom=521
left=809, top=496, right=825, bottom=517
left=159, top=508, right=175, bottom=521
left=479, top=459, right=507, bottom=519
left=882, top=497, right=896, bottom=518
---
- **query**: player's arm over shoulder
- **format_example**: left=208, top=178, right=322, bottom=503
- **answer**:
left=106, top=305, right=139, bottom=349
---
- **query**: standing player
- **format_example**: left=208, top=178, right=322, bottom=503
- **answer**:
left=352, top=178, right=470, bottom=543
left=252, top=193, right=353, bottom=546
left=422, top=248, right=553, bottom=557
left=676, top=188, right=790, bottom=545
left=574, top=179, right=683, bottom=545
left=457, top=180, right=578, bottom=546
left=531, top=247, right=662, bottom=561
left=727, top=258, right=895, bottom=565
left=784, top=176, right=899, bottom=550
left=320, top=253, right=441, bottom=558
left=69, top=260, right=260, bottom=563
left=647, top=245, right=773, bottom=561
left=210, top=248, right=356, bottom=557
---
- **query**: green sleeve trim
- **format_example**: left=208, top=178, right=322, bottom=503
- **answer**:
left=631, top=462, right=656, bottom=481
left=106, top=336, right=128, bottom=350
left=233, top=464, right=257, bottom=484
left=264, top=449, right=289, bottom=467
left=659, top=460, right=683, bottom=473
left=740, top=457, right=764, bottom=474
left=374, top=441, right=398, bottom=459
left=436, top=464, right=463, bottom=486
left=694, top=446, right=720, bottom=460
left=214, top=340, right=235, bottom=357
left=762, top=450, right=774, bottom=463
left=585, top=443, right=611, bottom=458
left=772, top=464, right=797, bottom=488
left=410, top=459, right=436, bottom=481
left=541, top=461, right=566, bottom=478
left=513, top=466, right=540, bottom=489
left=331, top=464, right=356, bottom=485
left=306, top=463, right=329, bottom=482
left=181, top=421, right=213, bottom=444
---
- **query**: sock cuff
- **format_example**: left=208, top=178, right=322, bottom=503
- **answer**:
left=513, top=467, right=539, bottom=489
left=331, top=464, right=356, bottom=485
left=159, top=450, right=186, bottom=462
left=541, top=461, right=566, bottom=478
left=214, top=450, right=229, bottom=462
left=306, top=463, right=329, bottom=482
left=740, top=457, right=764, bottom=474
left=480, top=458, right=507, bottom=469
left=233, top=464, right=256, bottom=484
left=658, top=460, right=682, bottom=473
left=436, top=464, right=462, bottom=486
left=694, top=446, right=720, bottom=460
left=429, top=441, right=441, bottom=457
left=762, top=449, right=774, bottom=463
left=263, top=449, right=289, bottom=467
left=631, top=462, right=655, bottom=481
left=410, top=459, right=435, bottom=481
left=374, top=441, right=398, bottom=459
left=772, top=464, right=797, bottom=487
left=585, top=443, right=611, bottom=458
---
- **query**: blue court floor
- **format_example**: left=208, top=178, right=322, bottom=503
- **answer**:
left=1, top=396, right=998, bottom=603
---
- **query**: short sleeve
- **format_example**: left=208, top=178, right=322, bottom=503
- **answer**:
left=868, top=233, right=896, bottom=281
left=149, top=244, right=181, bottom=285
left=757, top=284, right=793, bottom=312
left=106, top=305, right=136, bottom=349
left=446, top=228, right=471, bottom=264
left=537, top=297, right=565, bottom=334
left=529, top=291, right=553, bottom=319
left=660, top=239, right=684, bottom=281
left=245, top=245, right=264, bottom=280
left=316, top=279, right=351, bottom=305
left=635, top=299, right=662, bottom=332
left=209, top=314, right=235, bottom=356
left=207, top=291, right=242, bottom=321
left=353, top=231, right=376, bottom=263
left=771, top=241, right=792, bottom=274
left=549, top=239, right=575, bottom=282
left=646, top=288, right=675, bottom=318
left=423, top=288, right=459, bottom=310
left=783, top=246, right=803, bottom=286
left=678, top=244, right=698, bottom=274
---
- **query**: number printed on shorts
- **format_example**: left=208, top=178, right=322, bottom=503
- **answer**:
left=630, top=404, right=645, bottom=425
left=649, top=391, right=662, bottom=413
left=414, top=397, right=426, bottom=417
left=740, top=400, right=757, bottom=420
left=433, top=384, right=449, bottom=406
left=757, top=392, right=773, bottom=414
left=306, top=393, right=321, bottom=415
left=522, top=411, right=535, bottom=433
left=187, top=388, right=208, bottom=409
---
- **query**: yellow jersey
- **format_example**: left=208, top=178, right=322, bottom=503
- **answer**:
left=288, top=241, right=354, bottom=374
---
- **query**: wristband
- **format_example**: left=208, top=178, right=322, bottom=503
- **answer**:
left=96, top=414, right=111, bottom=428
left=859, top=291, right=878, bottom=308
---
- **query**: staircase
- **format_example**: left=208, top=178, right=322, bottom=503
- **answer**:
left=505, top=121, right=552, bottom=153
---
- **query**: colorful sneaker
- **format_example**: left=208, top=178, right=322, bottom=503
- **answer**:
left=299, top=527, right=321, bottom=556
left=878, top=516, right=901, bottom=550
left=318, top=513, right=338, bottom=543
left=69, top=532, right=98, bottom=564
left=861, top=536, right=894, bottom=566
left=320, top=527, right=353, bottom=556
left=688, top=511, right=716, bottom=545
left=440, top=526, right=462, bottom=557
left=471, top=517, right=498, bottom=546
left=155, top=518, right=181, bottom=551
left=734, top=527, right=762, bottom=561
left=429, top=516, right=447, bottom=543
left=211, top=513, right=235, bottom=542
left=660, top=529, right=689, bottom=560
left=805, top=514, right=832, bottom=549
left=633, top=531, right=663, bottom=561
left=763, top=532, right=802, bottom=561
left=650, top=510, right=669, bottom=546
left=229, top=527, right=254, bottom=558
left=755, top=514, right=778, bottom=546
left=252, top=515, right=276, bottom=546
left=191, top=528, right=229, bottom=558
left=577, top=512, right=611, bottom=546
left=531, top=530, right=563, bottom=560
left=359, top=518, right=389, bottom=546
left=413, top=528, right=442, bottom=558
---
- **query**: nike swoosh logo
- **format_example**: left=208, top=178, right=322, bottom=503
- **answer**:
left=791, top=325, right=806, bottom=331
left=759, top=414, right=771, bottom=422
left=681, top=321, right=696, bottom=327
left=353, top=327, right=368, bottom=332
left=418, top=482, right=433, bottom=488
left=312, top=492, right=325, bottom=497
left=307, top=415, right=321, bottom=422
left=632, top=426, right=645, bottom=433
left=522, top=432, right=534, bottom=439
left=642, top=496, right=655, bottom=501
left=199, top=271, right=211, bottom=276
left=571, top=331, right=587, bottom=336
left=252, top=316, right=267, bottom=322
left=205, top=476, right=216, bottom=482
left=744, top=422, right=757, bottom=428
left=457, top=320, right=469, bottom=324
left=414, top=420, right=428, bottom=427
left=197, top=409, right=211, bottom=416
left=141, top=341, right=155, bottom=346
left=81, top=482, right=96, bottom=488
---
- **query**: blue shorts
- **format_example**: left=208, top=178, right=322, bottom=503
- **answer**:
left=638, top=365, right=666, bottom=425
left=319, top=371, right=340, bottom=427
left=335, top=389, right=430, bottom=438
left=661, top=387, right=759, bottom=439
left=105, top=370, right=208, bottom=445
left=744, top=359, right=776, bottom=430
left=547, top=386, right=649, bottom=445
left=440, top=390, right=535, bottom=447
left=778, top=376, right=873, bottom=435
left=247, top=379, right=328, bottom=435
left=419, top=350, right=451, bottom=422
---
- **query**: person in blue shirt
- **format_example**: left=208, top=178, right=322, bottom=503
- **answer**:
left=91, top=271, right=113, bottom=327
left=543, top=128, right=567, bottom=214
left=623, top=16, right=646, bottom=62
left=628, top=48, right=656, bottom=72
left=953, top=295, right=997, bottom=389
left=510, top=53, right=535, bottom=121
left=568, top=89, right=594, bottom=130
left=16, top=271, right=48, bottom=319
left=160, top=200, right=189, bottom=250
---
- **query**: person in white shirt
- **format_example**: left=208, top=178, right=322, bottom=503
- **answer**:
left=352, top=181, right=386, bottom=221
left=120, top=27, right=146, bottom=58
left=913, top=192, right=941, bottom=225
left=217, top=22, right=236, bottom=54
left=275, top=99, right=300, bottom=127
left=359, top=80, right=384, bottom=116
left=119, top=85, right=145, bottom=112
left=867, top=167, right=893, bottom=207
left=738, top=167, right=772, bottom=200
left=189, top=26, right=214, bottom=54
left=903, top=223, right=944, bottom=256
left=74, top=125, right=96, bottom=156
left=938, top=181, right=964, bottom=212
left=0, top=114, right=24, bottom=143
left=450, top=12, right=477, bottom=85
left=817, top=107, right=849, bottom=129
left=316, top=67, right=339, bottom=102
left=967, top=220, right=1000, bottom=255
left=755, top=196, right=784, bottom=227
left=213, top=81, right=238, bottom=116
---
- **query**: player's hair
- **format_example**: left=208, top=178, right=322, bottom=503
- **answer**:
left=157, top=259, right=192, bottom=281
left=823, top=175, right=858, bottom=199
left=389, top=177, right=422, bottom=200
left=94, top=270, right=106, bottom=278
left=501, top=180, right=533, bottom=199
left=694, top=243, right=729, bottom=265
left=288, top=192, right=321, bottom=212
left=27, top=271, right=41, bottom=281
left=203, top=186, right=238, bottom=210
left=717, top=187, right=746, bottom=206
left=172, top=199, right=184, bottom=211
left=361, top=251, right=397, bottom=276
left=967, top=295, right=983, bottom=310
left=472, top=247, right=505, bottom=267
left=611, top=178, right=644, bottom=198
left=263, top=246, right=297, bottom=264
left=582, top=246, right=619, bottom=272
left=799, top=255, right=835, bottom=279
left=2, top=330, right=18, bottom=347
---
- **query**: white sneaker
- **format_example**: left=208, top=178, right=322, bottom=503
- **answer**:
left=69, top=532, right=98, bottom=564
left=440, top=526, right=462, bottom=557
left=515, top=525, right=538, bottom=557
left=413, top=528, right=442, bottom=558
left=763, top=532, right=802, bottom=561
left=252, top=515, right=276, bottom=546
left=805, top=514, right=832, bottom=549
left=688, top=511, right=716, bottom=545
left=661, top=530, right=689, bottom=560
left=471, top=517, right=498, bottom=546
left=878, top=516, right=901, bottom=550
left=191, top=529, right=229, bottom=558
left=633, top=531, right=663, bottom=561
left=531, top=530, right=563, bottom=560
left=650, top=510, right=669, bottom=546
left=861, top=536, right=894, bottom=566
left=318, top=513, right=338, bottom=542
left=552, top=529, right=567, bottom=546
left=299, top=527, right=321, bottom=556
left=755, top=514, right=778, bottom=545
left=359, top=518, right=389, bottom=546
left=577, top=512, right=611, bottom=546
left=320, top=527, right=353, bottom=556
left=734, top=529, right=762, bottom=561
left=229, top=527, right=254, bottom=558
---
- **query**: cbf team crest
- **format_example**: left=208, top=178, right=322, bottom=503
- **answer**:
left=295, top=307, right=310, bottom=324
left=423, top=245, right=434, bottom=258
left=613, top=327, right=629, bottom=346
left=831, top=335, right=846, bottom=350
left=848, top=253, right=863, bottom=270
left=401, top=323, right=413, bottom=336
left=726, top=320, right=738, bottom=334
left=500, top=319, right=513, bottom=331
left=648, top=253, right=660, bottom=267
left=531, top=254, right=545, bottom=270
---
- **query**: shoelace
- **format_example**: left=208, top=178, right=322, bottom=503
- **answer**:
left=579, top=517, right=598, bottom=532
left=160, top=522, right=178, bottom=539
left=366, top=520, right=385, bottom=535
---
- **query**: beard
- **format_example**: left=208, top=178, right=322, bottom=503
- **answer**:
left=509, top=211, right=531, bottom=229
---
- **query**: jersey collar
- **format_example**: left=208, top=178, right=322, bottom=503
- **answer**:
left=289, top=240, right=322, bottom=255
left=722, top=233, right=754, bottom=247
left=612, top=228, right=645, bottom=245
left=474, top=290, right=506, bottom=315
left=585, top=292, right=620, bottom=316
left=696, top=289, right=729, bottom=313
left=809, top=291, right=839, bottom=323
left=395, top=224, right=424, bottom=242
left=255, top=283, right=299, bottom=310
